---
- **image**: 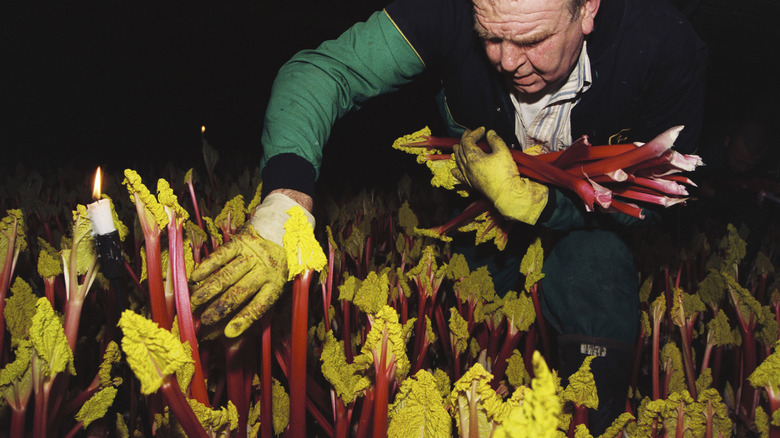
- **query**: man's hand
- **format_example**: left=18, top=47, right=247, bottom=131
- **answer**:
left=190, top=192, right=314, bottom=337
left=452, top=127, right=549, bottom=225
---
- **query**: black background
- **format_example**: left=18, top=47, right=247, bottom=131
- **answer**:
left=1, top=0, right=778, bottom=188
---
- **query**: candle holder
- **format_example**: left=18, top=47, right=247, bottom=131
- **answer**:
left=93, top=230, right=123, bottom=279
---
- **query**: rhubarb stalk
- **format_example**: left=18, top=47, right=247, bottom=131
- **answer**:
left=282, top=205, right=328, bottom=438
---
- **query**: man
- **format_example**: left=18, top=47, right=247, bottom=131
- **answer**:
left=191, top=0, right=706, bottom=433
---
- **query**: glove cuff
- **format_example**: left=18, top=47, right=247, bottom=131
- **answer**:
left=494, top=177, right=549, bottom=225
left=249, top=193, right=315, bottom=246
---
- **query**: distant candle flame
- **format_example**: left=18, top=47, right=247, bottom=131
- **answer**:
left=92, top=167, right=102, bottom=200
left=201, top=125, right=206, bottom=134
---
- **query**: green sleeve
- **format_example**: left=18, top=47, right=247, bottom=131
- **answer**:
left=259, top=10, right=425, bottom=179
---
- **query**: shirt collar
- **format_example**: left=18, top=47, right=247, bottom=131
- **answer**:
left=548, top=41, right=592, bottom=105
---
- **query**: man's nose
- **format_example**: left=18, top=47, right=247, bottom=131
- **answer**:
left=499, top=41, right=526, bottom=72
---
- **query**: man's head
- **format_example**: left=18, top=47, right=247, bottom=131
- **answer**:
left=473, top=0, right=600, bottom=98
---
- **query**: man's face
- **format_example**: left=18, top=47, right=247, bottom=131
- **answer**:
left=473, top=0, right=599, bottom=97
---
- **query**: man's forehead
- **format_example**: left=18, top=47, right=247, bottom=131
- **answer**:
left=472, top=0, right=570, bottom=39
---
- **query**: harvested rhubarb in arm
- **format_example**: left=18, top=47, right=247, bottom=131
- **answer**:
left=394, top=126, right=703, bottom=245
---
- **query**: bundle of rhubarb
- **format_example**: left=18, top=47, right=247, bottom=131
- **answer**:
left=392, top=126, right=703, bottom=248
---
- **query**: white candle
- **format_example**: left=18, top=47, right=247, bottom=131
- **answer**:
left=87, top=198, right=116, bottom=235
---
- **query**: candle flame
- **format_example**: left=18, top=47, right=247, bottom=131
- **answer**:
left=201, top=125, right=206, bottom=134
left=92, top=167, right=102, bottom=200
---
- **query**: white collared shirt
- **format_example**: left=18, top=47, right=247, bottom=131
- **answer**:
left=510, top=41, right=592, bottom=152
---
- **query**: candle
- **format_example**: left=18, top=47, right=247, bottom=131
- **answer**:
left=86, top=167, right=116, bottom=236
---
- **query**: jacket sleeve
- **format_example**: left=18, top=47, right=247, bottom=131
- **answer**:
left=260, top=10, right=425, bottom=197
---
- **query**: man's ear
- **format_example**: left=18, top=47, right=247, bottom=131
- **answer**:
left=580, top=0, right=601, bottom=35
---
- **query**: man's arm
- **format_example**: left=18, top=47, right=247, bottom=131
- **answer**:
left=259, top=9, right=425, bottom=198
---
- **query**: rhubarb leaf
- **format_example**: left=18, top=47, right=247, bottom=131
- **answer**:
left=36, top=237, right=62, bottom=279
left=283, top=205, right=327, bottom=280
left=75, top=386, right=118, bottom=428
left=0, top=210, right=27, bottom=265
left=215, top=194, right=245, bottom=234
left=448, top=363, right=511, bottom=437
left=520, top=238, right=545, bottom=291
left=123, top=169, right=169, bottom=231
left=397, top=201, right=418, bottom=235
left=4, top=278, right=37, bottom=346
left=388, top=370, right=452, bottom=438
left=71, top=205, right=98, bottom=275
left=320, top=330, right=370, bottom=404
left=502, top=291, right=536, bottom=333
left=495, top=351, right=563, bottom=438
left=660, top=342, right=685, bottom=395
left=448, top=307, right=469, bottom=355
left=271, top=378, right=290, bottom=435
left=748, top=340, right=780, bottom=395
left=356, top=306, right=410, bottom=382
left=563, top=356, right=598, bottom=409
left=99, top=341, right=123, bottom=387
left=157, top=179, right=189, bottom=224
left=454, top=265, right=496, bottom=305
left=29, top=297, right=75, bottom=378
left=445, top=253, right=470, bottom=281
left=188, top=399, right=238, bottom=435
left=506, top=350, right=530, bottom=388
left=352, top=270, right=390, bottom=315
left=118, top=310, right=193, bottom=395
left=0, top=339, right=33, bottom=411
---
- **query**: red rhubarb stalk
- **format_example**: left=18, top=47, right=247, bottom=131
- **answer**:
left=261, top=316, right=273, bottom=438
left=570, top=126, right=683, bottom=178
left=290, top=269, right=314, bottom=438
left=225, top=337, right=249, bottom=438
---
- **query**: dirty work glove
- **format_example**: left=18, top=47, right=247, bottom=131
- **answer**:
left=452, top=127, right=549, bottom=225
left=190, top=192, right=315, bottom=337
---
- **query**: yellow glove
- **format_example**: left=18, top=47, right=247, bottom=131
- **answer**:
left=452, top=127, right=549, bottom=225
left=190, top=193, right=314, bottom=337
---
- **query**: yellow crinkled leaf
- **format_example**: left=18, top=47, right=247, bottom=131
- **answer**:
left=188, top=399, right=238, bottom=434
left=448, top=307, right=469, bottom=355
left=99, top=341, right=123, bottom=388
left=457, top=211, right=508, bottom=250
left=246, top=182, right=264, bottom=214
left=215, top=194, right=245, bottom=233
left=284, top=205, right=327, bottom=280
left=123, top=169, right=169, bottom=231
left=4, top=277, right=38, bottom=346
left=391, top=126, right=433, bottom=156
left=157, top=179, right=189, bottom=224
left=0, top=210, right=28, bottom=265
left=520, top=238, right=545, bottom=291
left=388, top=370, right=452, bottom=438
left=76, top=386, right=118, bottom=428
left=413, top=227, right=453, bottom=243
left=502, top=291, right=536, bottom=333
left=118, top=310, right=193, bottom=395
left=447, top=363, right=511, bottom=437
left=426, top=157, right=460, bottom=190
left=357, top=306, right=410, bottom=382
left=272, top=378, right=290, bottom=435
left=352, top=270, right=390, bottom=315
left=320, top=330, right=370, bottom=405
left=506, top=350, right=530, bottom=388
left=562, top=356, right=598, bottom=409
left=36, top=237, right=62, bottom=279
left=0, top=340, right=33, bottom=410
left=72, top=205, right=98, bottom=275
left=202, top=216, right=224, bottom=247
left=495, top=351, right=563, bottom=438
left=29, top=297, right=75, bottom=378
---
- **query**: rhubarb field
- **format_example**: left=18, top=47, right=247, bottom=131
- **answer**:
left=0, top=131, right=779, bottom=438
